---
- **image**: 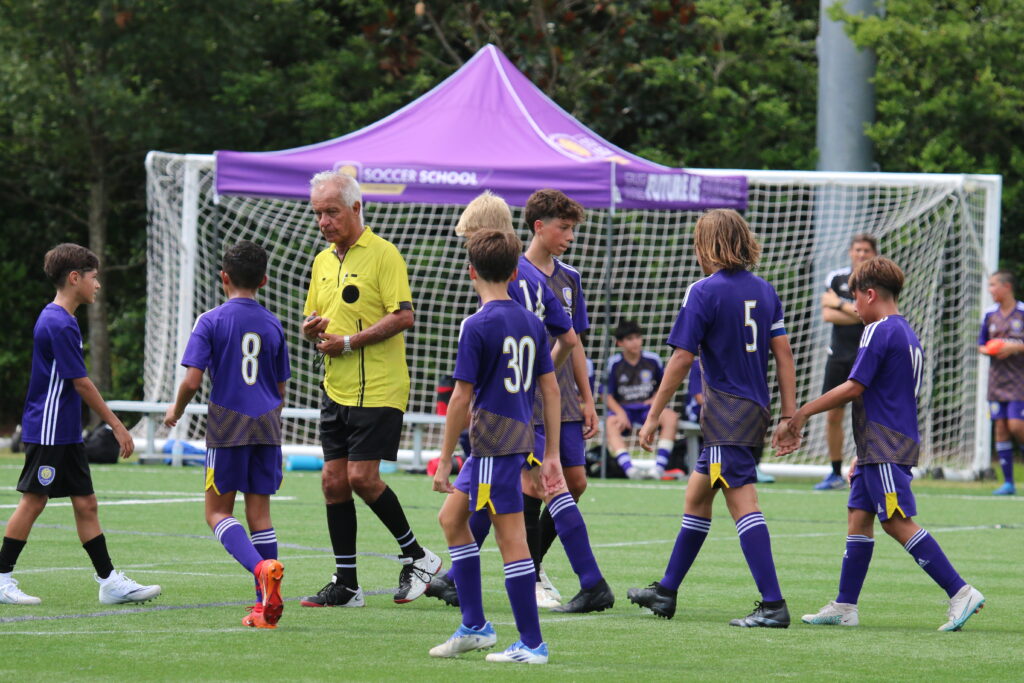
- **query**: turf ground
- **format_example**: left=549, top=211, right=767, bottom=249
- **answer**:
left=0, top=452, right=1021, bottom=681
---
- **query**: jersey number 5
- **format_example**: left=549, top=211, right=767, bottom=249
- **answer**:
left=503, top=336, right=537, bottom=394
left=744, top=300, right=758, bottom=352
left=241, top=332, right=262, bottom=385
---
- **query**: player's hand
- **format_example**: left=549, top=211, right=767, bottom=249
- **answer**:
left=113, top=425, right=135, bottom=459
left=162, top=406, right=182, bottom=428
left=772, top=419, right=801, bottom=456
left=786, top=410, right=807, bottom=440
left=581, top=401, right=599, bottom=440
left=303, top=311, right=330, bottom=341
left=638, top=416, right=659, bottom=451
left=995, top=342, right=1020, bottom=359
left=541, top=456, right=565, bottom=496
left=822, top=288, right=841, bottom=310
left=316, top=333, right=346, bottom=356
left=847, top=457, right=858, bottom=484
left=432, top=459, right=455, bottom=493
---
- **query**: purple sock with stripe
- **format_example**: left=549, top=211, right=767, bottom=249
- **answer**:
left=615, top=450, right=634, bottom=473
left=661, top=514, right=711, bottom=590
left=735, top=511, right=783, bottom=602
left=250, top=527, right=277, bottom=602
left=547, top=492, right=603, bottom=589
left=836, top=534, right=874, bottom=604
left=903, top=528, right=966, bottom=598
left=504, top=559, right=542, bottom=649
left=213, top=517, right=262, bottom=573
left=996, top=441, right=1015, bottom=484
left=449, top=543, right=485, bottom=629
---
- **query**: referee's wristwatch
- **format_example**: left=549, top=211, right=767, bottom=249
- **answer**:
left=342, top=335, right=353, bottom=354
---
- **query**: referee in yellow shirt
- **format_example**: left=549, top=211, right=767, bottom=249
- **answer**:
left=300, top=170, right=441, bottom=608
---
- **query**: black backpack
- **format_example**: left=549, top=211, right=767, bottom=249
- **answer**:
left=83, top=423, right=120, bottom=464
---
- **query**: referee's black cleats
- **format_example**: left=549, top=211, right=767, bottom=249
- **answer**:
left=300, top=574, right=364, bottom=608
left=627, top=581, right=677, bottom=619
left=729, top=599, right=790, bottom=628
left=549, top=578, right=615, bottom=614
left=424, top=573, right=460, bottom=607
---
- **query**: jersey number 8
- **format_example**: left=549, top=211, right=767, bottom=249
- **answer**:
left=241, top=332, right=262, bottom=385
left=503, top=335, right=537, bottom=394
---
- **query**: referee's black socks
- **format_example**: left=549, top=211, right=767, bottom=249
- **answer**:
left=368, top=486, right=424, bottom=559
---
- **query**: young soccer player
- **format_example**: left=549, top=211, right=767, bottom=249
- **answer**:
left=430, top=229, right=563, bottom=664
left=0, top=244, right=161, bottom=606
left=428, top=191, right=611, bottom=613
left=163, top=241, right=290, bottom=629
left=604, top=319, right=678, bottom=479
left=518, top=188, right=613, bottom=613
left=978, top=270, right=1024, bottom=495
left=626, top=209, right=796, bottom=627
left=786, top=257, right=986, bottom=631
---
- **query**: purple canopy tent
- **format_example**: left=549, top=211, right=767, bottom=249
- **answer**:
left=215, top=44, right=746, bottom=211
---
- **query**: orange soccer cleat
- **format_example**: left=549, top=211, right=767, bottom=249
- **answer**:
left=254, top=559, right=285, bottom=626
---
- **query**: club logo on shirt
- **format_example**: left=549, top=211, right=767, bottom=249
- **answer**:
left=640, top=369, right=653, bottom=383
left=37, top=466, right=56, bottom=486
left=562, top=287, right=573, bottom=314
left=1012, top=318, right=1023, bottom=333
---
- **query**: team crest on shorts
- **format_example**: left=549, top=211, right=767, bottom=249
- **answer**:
left=37, top=466, right=56, bottom=486
left=990, top=402, right=1000, bottom=417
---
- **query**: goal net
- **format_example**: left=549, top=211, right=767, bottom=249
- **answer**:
left=145, top=152, right=999, bottom=474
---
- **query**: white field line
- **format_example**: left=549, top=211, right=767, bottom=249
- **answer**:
left=0, top=496, right=296, bottom=510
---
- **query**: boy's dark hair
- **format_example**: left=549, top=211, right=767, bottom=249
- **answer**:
left=849, top=256, right=904, bottom=300
left=992, top=269, right=1016, bottom=291
left=44, top=243, right=99, bottom=287
left=466, top=229, right=521, bottom=283
left=222, top=240, right=268, bottom=289
left=850, top=232, right=878, bottom=252
left=524, top=189, right=585, bottom=232
left=614, top=319, right=643, bottom=340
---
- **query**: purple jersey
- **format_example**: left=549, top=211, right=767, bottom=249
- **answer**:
left=849, top=315, right=923, bottom=467
left=21, top=304, right=89, bottom=445
left=605, top=351, right=664, bottom=404
left=667, top=270, right=786, bottom=446
left=978, top=301, right=1024, bottom=401
left=520, top=257, right=589, bottom=424
left=454, top=299, right=554, bottom=457
left=508, top=255, right=572, bottom=338
left=181, top=298, right=291, bottom=448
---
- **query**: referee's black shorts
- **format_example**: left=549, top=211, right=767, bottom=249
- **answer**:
left=822, top=355, right=856, bottom=394
left=319, top=392, right=404, bottom=462
left=17, top=443, right=95, bottom=498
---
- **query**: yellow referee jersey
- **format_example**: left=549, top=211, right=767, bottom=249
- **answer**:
left=304, top=227, right=412, bottom=411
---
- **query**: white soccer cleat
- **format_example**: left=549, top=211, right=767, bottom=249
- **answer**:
left=394, top=547, right=442, bottom=603
left=429, top=621, right=497, bottom=658
left=939, top=584, right=985, bottom=631
left=0, top=576, right=41, bottom=605
left=97, top=570, right=162, bottom=604
left=801, top=600, right=858, bottom=626
left=625, top=467, right=645, bottom=480
left=485, top=639, right=549, bottom=664
left=535, top=567, right=561, bottom=608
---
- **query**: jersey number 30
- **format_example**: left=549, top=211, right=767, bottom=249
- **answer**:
left=503, top=336, right=537, bottom=394
left=241, top=332, right=262, bottom=385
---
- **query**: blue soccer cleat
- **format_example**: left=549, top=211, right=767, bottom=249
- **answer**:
left=485, top=639, right=549, bottom=664
left=992, top=482, right=1016, bottom=496
left=814, top=472, right=846, bottom=490
left=429, top=622, right=497, bottom=658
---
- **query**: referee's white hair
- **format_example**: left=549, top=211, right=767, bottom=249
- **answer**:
left=310, top=170, right=362, bottom=211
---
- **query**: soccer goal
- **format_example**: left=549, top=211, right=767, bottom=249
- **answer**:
left=145, top=151, right=1000, bottom=477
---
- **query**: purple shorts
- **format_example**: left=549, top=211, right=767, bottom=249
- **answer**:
left=453, top=454, right=527, bottom=514
left=989, top=401, right=1024, bottom=421
left=621, top=404, right=651, bottom=430
left=848, top=462, right=917, bottom=522
left=205, top=445, right=283, bottom=495
left=532, top=421, right=586, bottom=468
left=694, top=445, right=758, bottom=489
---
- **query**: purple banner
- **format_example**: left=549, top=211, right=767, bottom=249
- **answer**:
left=615, top=168, right=748, bottom=211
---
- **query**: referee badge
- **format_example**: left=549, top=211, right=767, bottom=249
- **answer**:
left=37, top=466, right=56, bottom=486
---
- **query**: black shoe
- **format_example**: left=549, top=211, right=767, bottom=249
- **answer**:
left=424, top=572, right=460, bottom=607
left=627, top=581, right=677, bottom=619
left=729, top=599, right=790, bottom=628
left=300, top=575, right=365, bottom=607
left=549, top=578, right=615, bottom=613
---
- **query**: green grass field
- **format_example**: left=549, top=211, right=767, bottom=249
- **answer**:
left=1, top=452, right=1021, bottom=681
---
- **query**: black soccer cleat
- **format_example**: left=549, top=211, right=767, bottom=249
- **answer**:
left=549, top=578, right=615, bottom=614
left=729, top=599, right=790, bottom=628
left=300, top=574, right=365, bottom=608
left=424, top=572, right=460, bottom=607
left=627, top=581, right=677, bottom=619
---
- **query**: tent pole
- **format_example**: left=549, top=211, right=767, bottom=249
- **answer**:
left=600, top=161, right=617, bottom=480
